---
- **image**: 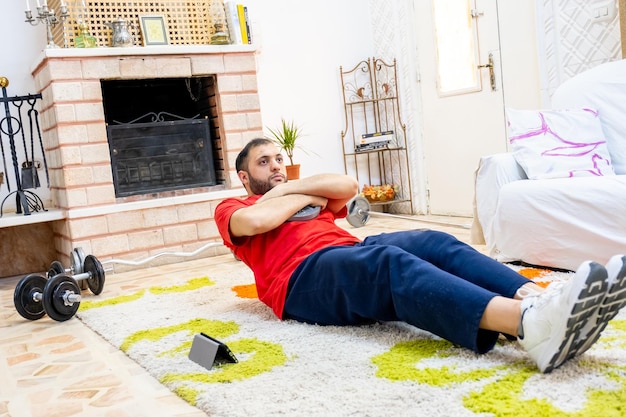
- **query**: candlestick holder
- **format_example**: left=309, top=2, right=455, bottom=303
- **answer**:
left=25, top=4, right=70, bottom=48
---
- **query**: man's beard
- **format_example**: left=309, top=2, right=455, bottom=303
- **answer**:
left=248, top=174, right=286, bottom=195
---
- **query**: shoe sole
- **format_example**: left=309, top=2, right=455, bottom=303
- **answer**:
left=570, top=255, right=626, bottom=358
left=541, top=262, right=608, bottom=373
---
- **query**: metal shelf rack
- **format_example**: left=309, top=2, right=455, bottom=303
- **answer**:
left=340, top=57, right=412, bottom=211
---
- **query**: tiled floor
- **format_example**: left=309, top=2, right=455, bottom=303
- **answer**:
left=0, top=215, right=477, bottom=417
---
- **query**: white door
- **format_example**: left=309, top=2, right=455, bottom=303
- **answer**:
left=415, top=0, right=507, bottom=217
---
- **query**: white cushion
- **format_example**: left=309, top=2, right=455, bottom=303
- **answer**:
left=506, top=107, right=615, bottom=179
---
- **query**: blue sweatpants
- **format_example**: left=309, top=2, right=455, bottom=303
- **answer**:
left=283, top=229, right=530, bottom=353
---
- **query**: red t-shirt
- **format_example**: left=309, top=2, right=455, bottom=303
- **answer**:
left=215, top=195, right=361, bottom=318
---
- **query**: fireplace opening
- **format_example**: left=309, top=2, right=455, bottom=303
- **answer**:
left=101, top=77, right=222, bottom=198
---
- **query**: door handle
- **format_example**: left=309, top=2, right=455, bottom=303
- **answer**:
left=478, top=52, right=496, bottom=91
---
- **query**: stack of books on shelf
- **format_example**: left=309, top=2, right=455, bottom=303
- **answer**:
left=224, top=1, right=252, bottom=44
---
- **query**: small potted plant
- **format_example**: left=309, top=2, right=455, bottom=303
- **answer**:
left=266, top=118, right=304, bottom=180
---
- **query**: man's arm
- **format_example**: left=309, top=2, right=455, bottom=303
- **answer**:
left=258, top=174, right=359, bottom=213
left=230, top=174, right=359, bottom=238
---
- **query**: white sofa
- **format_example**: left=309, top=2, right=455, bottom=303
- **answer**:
left=472, top=59, right=626, bottom=271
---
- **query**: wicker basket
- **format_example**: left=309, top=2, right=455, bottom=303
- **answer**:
left=361, top=184, right=397, bottom=203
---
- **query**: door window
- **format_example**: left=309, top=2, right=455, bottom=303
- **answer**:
left=432, top=0, right=481, bottom=95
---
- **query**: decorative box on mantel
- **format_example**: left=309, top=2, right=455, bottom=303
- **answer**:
left=22, top=44, right=261, bottom=274
left=49, top=0, right=228, bottom=48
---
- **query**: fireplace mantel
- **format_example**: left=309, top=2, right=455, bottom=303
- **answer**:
left=32, top=44, right=256, bottom=66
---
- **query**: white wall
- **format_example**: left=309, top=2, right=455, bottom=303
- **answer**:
left=498, top=2, right=542, bottom=111
left=2, top=2, right=45, bottom=93
left=248, top=0, right=374, bottom=176
left=0, top=1, right=373, bottom=212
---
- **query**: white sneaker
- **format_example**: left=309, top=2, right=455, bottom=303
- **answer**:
left=571, top=254, right=626, bottom=356
left=518, top=260, right=608, bottom=373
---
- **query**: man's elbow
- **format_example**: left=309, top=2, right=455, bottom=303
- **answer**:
left=344, top=175, right=359, bottom=197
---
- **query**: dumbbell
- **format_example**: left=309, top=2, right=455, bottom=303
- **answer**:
left=48, top=248, right=106, bottom=295
left=13, top=273, right=82, bottom=322
left=287, top=205, right=321, bottom=221
left=13, top=248, right=105, bottom=322
left=345, top=196, right=374, bottom=228
left=346, top=196, right=422, bottom=228
left=49, top=247, right=87, bottom=288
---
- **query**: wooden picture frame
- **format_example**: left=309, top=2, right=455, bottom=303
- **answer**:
left=139, top=14, right=169, bottom=46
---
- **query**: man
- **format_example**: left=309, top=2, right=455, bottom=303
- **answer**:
left=215, top=138, right=626, bottom=373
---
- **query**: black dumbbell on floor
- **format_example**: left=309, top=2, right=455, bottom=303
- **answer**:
left=13, top=249, right=106, bottom=322
left=48, top=250, right=106, bottom=295
left=13, top=273, right=82, bottom=322
left=50, top=248, right=89, bottom=291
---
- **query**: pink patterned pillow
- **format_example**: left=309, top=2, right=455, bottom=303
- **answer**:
left=507, top=108, right=615, bottom=179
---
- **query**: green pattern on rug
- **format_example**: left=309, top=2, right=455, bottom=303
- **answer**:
left=372, top=339, right=500, bottom=385
left=162, top=338, right=287, bottom=405
left=121, top=318, right=238, bottom=352
left=118, top=316, right=287, bottom=405
left=463, top=360, right=626, bottom=417
left=79, top=277, right=214, bottom=311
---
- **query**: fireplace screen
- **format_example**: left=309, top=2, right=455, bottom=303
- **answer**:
left=107, top=116, right=216, bottom=197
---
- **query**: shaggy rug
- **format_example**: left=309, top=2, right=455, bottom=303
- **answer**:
left=76, top=263, right=626, bottom=417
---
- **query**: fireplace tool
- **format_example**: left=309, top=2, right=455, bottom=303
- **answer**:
left=24, top=97, right=50, bottom=189
left=0, top=76, right=48, bottom=216
left=13, top=98, right=41, bottom=190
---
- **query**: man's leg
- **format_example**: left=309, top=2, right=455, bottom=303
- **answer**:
left=361, top=230, right=531, bottom=298
left=285, top=244, right=503, bottom=353
left=479, top=296, right=522, bottom=337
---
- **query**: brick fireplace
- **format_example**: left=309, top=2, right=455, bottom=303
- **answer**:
left=27, top=45, right=261, bottom=271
